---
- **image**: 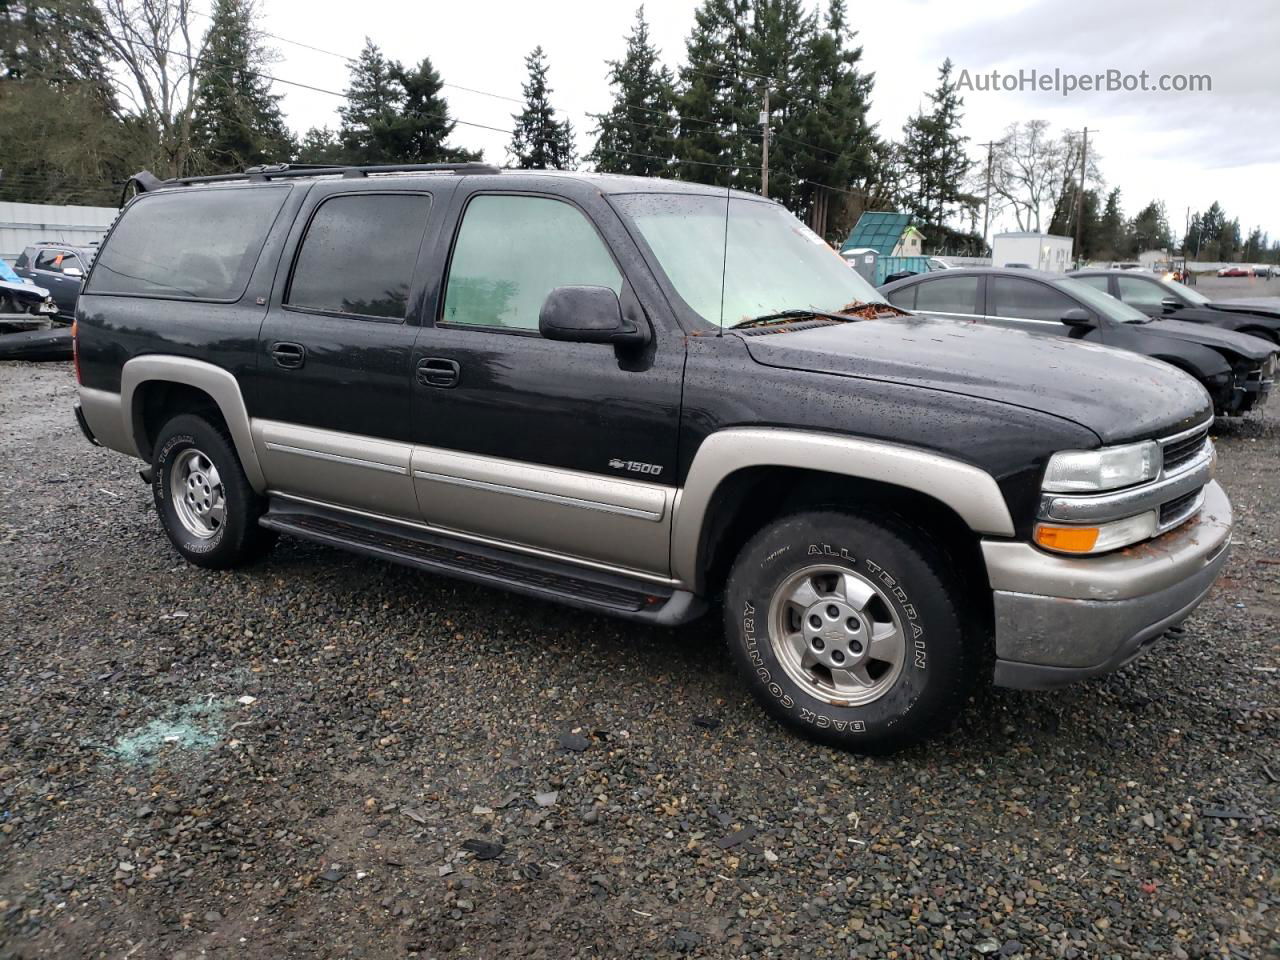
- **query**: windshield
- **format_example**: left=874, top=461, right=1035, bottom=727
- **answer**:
left=1053, top=277, right=1152, bottom=323
left=1163, top=277, right=1210, bottom=305
left=0, top=259, right=20, bottom=283
left=612, top=193, right=886, bottom=327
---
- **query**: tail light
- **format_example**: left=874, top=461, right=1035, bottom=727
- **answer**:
left=71, top=319, right=81, bottom=383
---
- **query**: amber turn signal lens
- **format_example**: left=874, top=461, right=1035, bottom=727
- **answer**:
left=1034, top=524, right=1100, bottom=553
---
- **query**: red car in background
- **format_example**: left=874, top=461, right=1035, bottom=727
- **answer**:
left=1217, top=265, right=1252, bottom=277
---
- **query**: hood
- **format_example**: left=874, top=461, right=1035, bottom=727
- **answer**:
left=1140, top=317, right=1275, bottom=360
left=1209, top=297, right=1280, bottom=318
left=739, top=315, right=1211, bottom=444
left=0, top=278, right=51, bottom=300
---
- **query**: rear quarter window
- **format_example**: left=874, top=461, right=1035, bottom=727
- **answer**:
left=87, top=186, right=288, bottom=301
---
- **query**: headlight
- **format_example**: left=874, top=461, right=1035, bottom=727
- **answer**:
left=1034, top=511, right=1158, bottom=555
left=1042, top=441, right=1162, bottom=493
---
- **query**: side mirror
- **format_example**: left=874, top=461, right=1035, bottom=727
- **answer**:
left=1059, top=308, right=1096, bottom=328
left=1160, top=297, right=1182, bottom=311
left=539, top=285, right=648, bottom=346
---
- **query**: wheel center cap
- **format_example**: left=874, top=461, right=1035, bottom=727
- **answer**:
left=801, top=601, right=870, bottom=669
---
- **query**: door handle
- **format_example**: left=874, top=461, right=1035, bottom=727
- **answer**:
left=417, top=357, right=460, bottom=388
left=270, top=341, right=306, bottom=369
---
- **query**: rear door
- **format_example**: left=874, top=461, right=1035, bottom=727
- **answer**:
left=249, top=182, right=454, bottom=520
left=984, top=275, right=1096, bottom=341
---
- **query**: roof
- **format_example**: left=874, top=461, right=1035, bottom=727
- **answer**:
left=133, top=164, right=765, bottom=202
left=879, top=266, right=1064, bottom=289
left=993, top=231, right=1073, bottom=241
left=841, top=212, right=913, bottom=255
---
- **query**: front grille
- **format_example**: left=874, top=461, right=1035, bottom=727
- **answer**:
left=1161, top=425, right=1210, bottom=473
left=1159, top=489, right=1202, bottom=529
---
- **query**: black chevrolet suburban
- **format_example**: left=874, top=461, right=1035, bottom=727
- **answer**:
left=73, top=163, right=1233, bottom=752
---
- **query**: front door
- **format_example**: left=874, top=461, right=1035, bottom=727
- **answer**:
left=409, top=187, right=684, bottom=577
left=249, top=184, right=451, bottom=520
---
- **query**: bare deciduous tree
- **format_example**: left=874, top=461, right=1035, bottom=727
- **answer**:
left=97, top=0, right=206, bottom=175
left=987, top=120, right=1100, bottom=234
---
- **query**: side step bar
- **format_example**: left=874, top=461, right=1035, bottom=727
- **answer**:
left=259, top=499, right=706, bottom=626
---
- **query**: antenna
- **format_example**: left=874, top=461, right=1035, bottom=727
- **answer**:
left=716, top=180, right=731, bottom=334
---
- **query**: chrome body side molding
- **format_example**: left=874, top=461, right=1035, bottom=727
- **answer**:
left=670, top=428, right=1016, bottom=589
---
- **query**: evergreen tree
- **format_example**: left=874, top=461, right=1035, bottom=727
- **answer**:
left=297, top=126, right=344, bottom=164
left=1243, top=226, right=1264, bottom=262
left=899, top=59, right=975, bottom=249
left=787, top=0, right=878, bottom=238
left=188, top=0, right=294, bottom=173
left=744, top=0, right=814, bottom=205
left=389, top=58, right=482, bottom=163
left=1129, top=200, right=1172, bottom=254
left=509, top=46, right=576, bottom=169
left=674, top=0, right=753, bottom=186
left=0, top=0, right=147, bottom=203
left=589, top=6, right=677, bottom=176
left=1096, top=188, right=1126, bottom=258
left=338, top=38, right=402, bottom=163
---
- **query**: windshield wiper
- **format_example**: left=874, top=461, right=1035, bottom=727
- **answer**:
left=730, top=308, right=857, bottom=330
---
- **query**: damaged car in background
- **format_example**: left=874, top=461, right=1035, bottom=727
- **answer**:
left=0, top=257, right=59, bottom=328
left=880, top=267, right=1276, bottom=417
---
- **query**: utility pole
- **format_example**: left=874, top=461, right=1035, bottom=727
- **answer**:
left=1074, top=127, right=1098, bottom=264
left=759, top=85, right=770, bottom=199
left=979, top=139, right=999, bottom=253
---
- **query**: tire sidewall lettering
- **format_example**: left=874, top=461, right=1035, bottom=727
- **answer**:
left=739, top=538, right=930, bottom=734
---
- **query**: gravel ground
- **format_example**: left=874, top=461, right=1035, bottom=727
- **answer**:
left=0, top=362, right=1276, bottom=960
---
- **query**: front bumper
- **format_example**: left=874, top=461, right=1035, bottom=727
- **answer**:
left=984, top=480, right=1232, bottom=689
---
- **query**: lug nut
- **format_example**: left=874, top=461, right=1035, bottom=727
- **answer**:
left=846, top=617, right=859, bottom=631
left=831, top=650, right=845, bottom=663
left=812, top=638, right=825, bottom=651
left=809, top=615, right=822, bottom=629
left=826, top=605, right=840, bottom=618
left=851, top=641, right=862, bottom=654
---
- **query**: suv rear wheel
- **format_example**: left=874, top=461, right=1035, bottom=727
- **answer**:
left=724, top=509, right=975, bottom=753
left=152, top=414, right=274, bottom=568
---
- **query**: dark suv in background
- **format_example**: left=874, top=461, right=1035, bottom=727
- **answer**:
left=14, top=242, right=96, bottom=319
left=72, top=163, right=1233, bottom=753
left=879, top=267, right=1276, bottom=416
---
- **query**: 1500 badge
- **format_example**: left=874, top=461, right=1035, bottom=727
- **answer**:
left=608, top=459, right=663, bottom=476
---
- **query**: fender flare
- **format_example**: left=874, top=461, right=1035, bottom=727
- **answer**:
left=669, top=428, right=1015, bottom=589
left=119, top=355, right=267, bottom=491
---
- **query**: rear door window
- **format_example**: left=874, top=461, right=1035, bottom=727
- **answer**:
left=88, top=187, right=288, bottom=300
left=286, top=193, right=432, bottom=321
left=914, top=276, right=979, bottom=315
left=989, top=276, right=1076, bottom=322
left=884, top=285, right=915, bottom=310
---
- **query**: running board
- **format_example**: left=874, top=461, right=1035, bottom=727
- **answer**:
left=259, top=499, right=706, bottom=626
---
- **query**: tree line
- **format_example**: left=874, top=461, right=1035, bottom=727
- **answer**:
left=2, top=0, right=1277, bottom=261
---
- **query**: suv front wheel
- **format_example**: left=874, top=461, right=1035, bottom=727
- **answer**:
left=724, top=510, right=975, bottom=753
left=152, top=414, right=274, bottom=568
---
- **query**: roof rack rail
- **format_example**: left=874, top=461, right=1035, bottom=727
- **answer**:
left=128, top=161, right=502, bottom=193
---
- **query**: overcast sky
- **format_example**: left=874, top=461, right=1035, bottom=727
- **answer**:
left=255, top=0, right=1280, bottom=247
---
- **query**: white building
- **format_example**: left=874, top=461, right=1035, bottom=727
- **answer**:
left=991, top=231, right=1074, bottom=273
left=0, top=202, right=119, bottom=263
